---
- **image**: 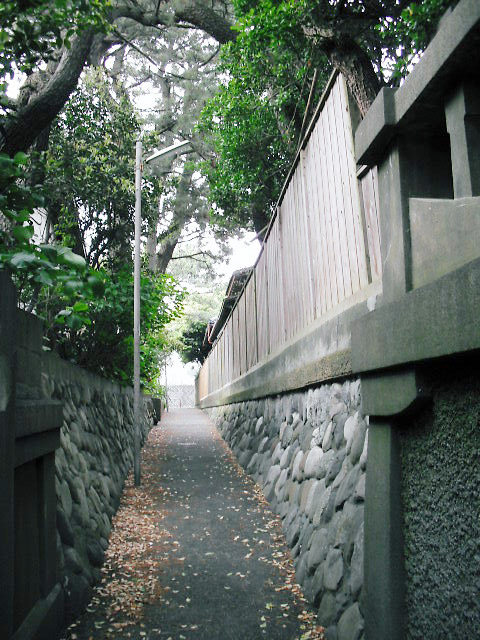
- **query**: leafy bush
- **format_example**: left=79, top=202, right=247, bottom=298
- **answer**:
left=0, top=150, right=104, bottom=328
left=42, top=266, right=185, bottom=387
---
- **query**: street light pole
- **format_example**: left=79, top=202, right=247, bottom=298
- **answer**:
left=134, top=139, right=142, bottom=486
left=133, top=138, right=191, bottom=487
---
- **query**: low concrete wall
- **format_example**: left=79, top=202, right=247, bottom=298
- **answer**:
left=38, top=353, right=154, bottom=624
left=208, top=379, right=367, bottom=639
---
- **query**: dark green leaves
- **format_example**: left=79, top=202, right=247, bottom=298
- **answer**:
left=0, top=0, right=110, bottom=90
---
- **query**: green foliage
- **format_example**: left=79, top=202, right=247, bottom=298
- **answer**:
left=42, top=266, right=185, bottom=386
left=199, top=0, right=329, bottom=233
left=200, top=0, right=456, bottom=230
left=0, top=150, right=104, bottom=322
left=45, top=68, right=162, bottom=269
left=0, top=0, right=109, bottom=82
left=374, top=0, right=455, bottom=80
left=0, top=69, right=184, bottom=388
left=179, top=317, right=210, bottom=364
left=199, top=84, right=294, bottom=232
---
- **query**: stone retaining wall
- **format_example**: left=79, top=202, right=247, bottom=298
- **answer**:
left=208, top=379, right=367, bottom=640
left=40, top=353, right=154, bottom=624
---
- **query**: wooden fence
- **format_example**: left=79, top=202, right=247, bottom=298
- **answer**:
left=198, top=72, right=381, bottom=400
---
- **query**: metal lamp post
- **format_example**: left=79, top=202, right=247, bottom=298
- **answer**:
left=133, top=138, right=191, bottom=486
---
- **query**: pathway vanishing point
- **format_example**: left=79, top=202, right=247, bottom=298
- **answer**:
left=61, top=408, right=325, bottom=640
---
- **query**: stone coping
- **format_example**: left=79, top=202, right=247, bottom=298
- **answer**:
left=199, top=282, right=381, bottom=407
left=15, top=399, right=63, bottom=439
left=355, top=0, right=480, bottom=165
left=351, top=257, right=480, bottom=374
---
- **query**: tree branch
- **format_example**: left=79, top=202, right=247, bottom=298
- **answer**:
left=2, top=30, right=94, bottom=155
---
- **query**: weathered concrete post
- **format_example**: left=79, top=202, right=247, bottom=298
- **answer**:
left=445, top=81, right=480, bottom=198
left=0, top=273, right=16, bottom=639
left=353, top=2, right=480, bottom=637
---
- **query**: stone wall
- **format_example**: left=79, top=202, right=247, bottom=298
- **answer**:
left=208, top=379, right=367, bottom=640
left=40, top=353, right=154, bottom=624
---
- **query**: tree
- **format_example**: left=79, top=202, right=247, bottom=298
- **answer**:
left=198, top=4, right=329, bottom=236
left=1, top=0, right=236, bottom=157
left=166, top=277, right=225, bottom=364
left=199, top=0, right=457, bottom=232
left=114, top=21, right=234, bottom=275
left=44, top=67, right=161, bottom=269
left=179, top=317, right=211, bottom=364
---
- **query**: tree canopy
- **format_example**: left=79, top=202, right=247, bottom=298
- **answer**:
left=0, top=0, right=459, bottom=383
left=198, top=0, right=456, bottom=234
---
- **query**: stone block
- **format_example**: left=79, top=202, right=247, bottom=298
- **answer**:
left=307, top=528, right=329, bottom=574
left=57, top=478, right=73, bottom=518
left=353, top=473, right=365, bottom=503
left=349, top=419, right=367, bottom=465
left=306, top=479, right=324, bottom=521
left=304, top=447, right=324, bottom=479
left=335, top=466, right=361, bottom=510
left=313, top=485, right=334, bottom=528
left=291, top=449, right=304, bottom=481
left=280, top=445, right=292, bottom=469
left=64, top=547, right=84, bottom=575
left=86, top=539, right=105, bottom=568
left=272, top=442, right=283, bottom=464
left=57, top=508, right=74, bottom=547
left=323, top=548, right=344, bottom=591
left=318, top=591, right=339, bottom=627
left=281, top=422, right=294, bottom=447
left=350, top=523, right=364, bottom=597
left=300, top=479, right=315, bottom=512
left=285, top=517, right=301, bottom=548
left=275, top=468, right=289, bottom=499
left=322, top=421, right=334, bottom=452
left=334, top=502, right=364, bottom=563
left=337, top=603, right=364, bottom=640
left=318, top=449, right=335, bottom=480
left=326, top=450, right=346, bottom=487
left=344, top=414, right=358, bottom=454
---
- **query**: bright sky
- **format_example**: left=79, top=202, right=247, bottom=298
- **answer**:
left=218, top=231, right=261, bottom=276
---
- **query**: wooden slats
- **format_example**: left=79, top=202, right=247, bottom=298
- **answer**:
left=256, top=249, right=269, bottom=362
left=245, top=275, right=258, bottom=369
left=197, top=73, right=382, bottom=399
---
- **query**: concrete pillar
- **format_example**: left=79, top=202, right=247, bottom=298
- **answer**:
left=360, top=368, right=428, bottom=640
left=377, top=135, right=453, bottom=303
left=364, top=419, right=404, bottom=640
left=0, top=274, right=16, bottom=638
left=445, top=82, right=480, bottom=198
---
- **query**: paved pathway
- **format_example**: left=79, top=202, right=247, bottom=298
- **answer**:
left=62, top=409, right=322, bottom=640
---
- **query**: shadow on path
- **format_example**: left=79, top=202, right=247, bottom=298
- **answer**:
left=62, top=408, right=324, bottom=640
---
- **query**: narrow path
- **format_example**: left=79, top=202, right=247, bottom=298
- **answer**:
left=62, top=408, right=324, bottom=640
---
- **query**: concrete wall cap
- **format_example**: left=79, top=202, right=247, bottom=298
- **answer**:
left=355, top=0, right=480, bottom=166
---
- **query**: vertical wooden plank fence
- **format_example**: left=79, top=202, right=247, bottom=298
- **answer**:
left=197, top=72, right=382, bottom=400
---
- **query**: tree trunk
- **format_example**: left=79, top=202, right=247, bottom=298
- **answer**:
left=328, top=38, right=381, bottom=117
left=155, top=165, right=194, bottom=273
left=2, top=31, right=94, bottom=156
left=303, top=26, right=381, bottom=117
